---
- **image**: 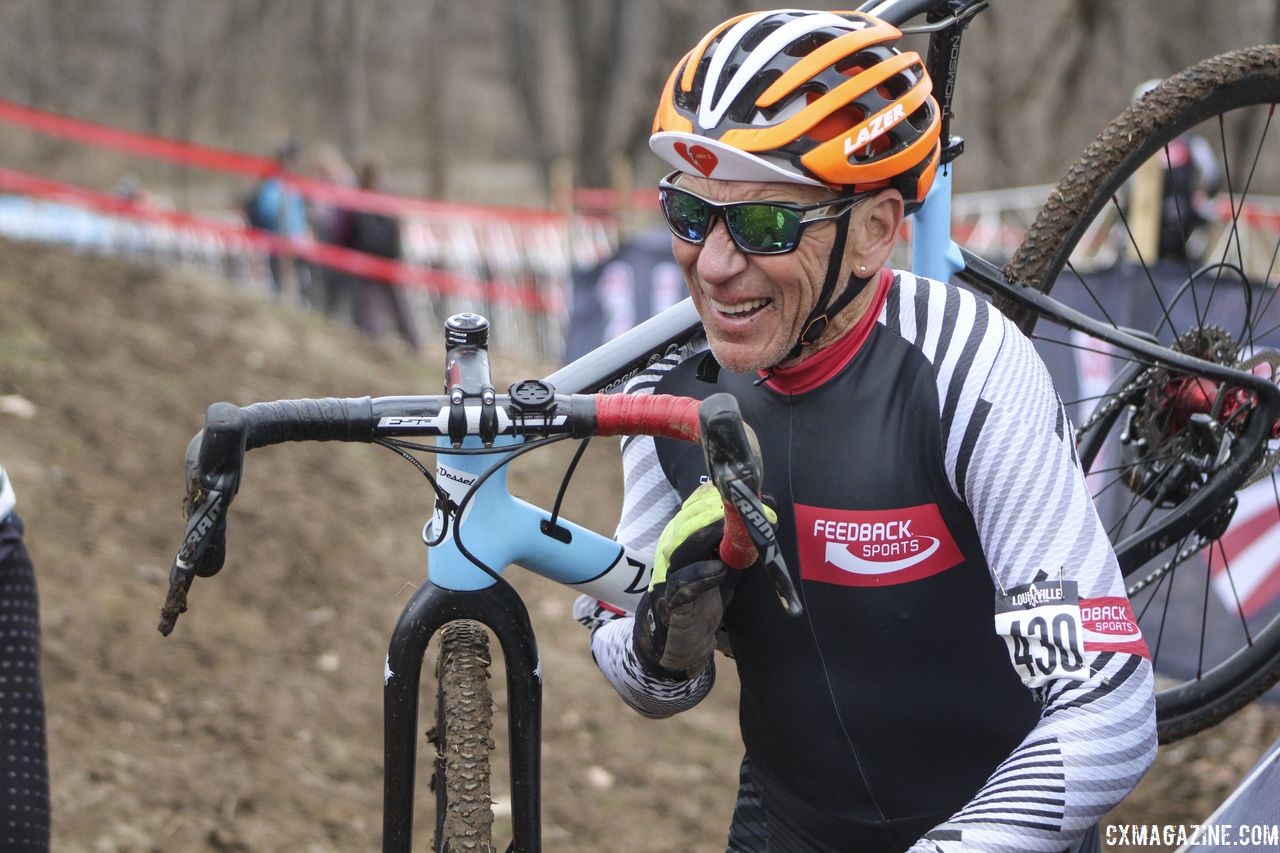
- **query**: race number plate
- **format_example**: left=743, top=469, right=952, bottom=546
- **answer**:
left=994, top=579, right=1088, bottom=688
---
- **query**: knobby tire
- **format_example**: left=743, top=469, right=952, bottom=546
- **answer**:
left=430, top=621, right=497, bottom=851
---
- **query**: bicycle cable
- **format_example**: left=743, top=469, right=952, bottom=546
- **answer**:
left=447, top=433, right=574, bottom=585
left=376, top=434, right=571, bottom=550
left=547, top=437, right=591, bottom=531
left=379, top=436, right=566, bottom=456
left=373, top=438, right=455, bottom=544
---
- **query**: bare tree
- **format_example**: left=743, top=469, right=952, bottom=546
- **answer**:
left=502, top=0, right=557, bottom=195
left=340, top=0, right=373, bottom=164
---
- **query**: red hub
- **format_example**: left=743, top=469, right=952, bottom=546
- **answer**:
left=1162, top=375, right=1271, bottom=435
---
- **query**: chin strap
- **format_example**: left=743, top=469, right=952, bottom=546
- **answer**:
left=783, top=209, right=872, bottom=363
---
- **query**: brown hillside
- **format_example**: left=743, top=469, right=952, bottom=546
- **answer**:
left=0, top=240, right=1276, bottom=851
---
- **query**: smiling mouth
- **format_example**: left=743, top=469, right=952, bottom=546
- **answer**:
left=710, top=297, right=772, bottom=319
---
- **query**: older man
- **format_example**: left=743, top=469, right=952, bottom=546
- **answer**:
left=576, top=10, right=1156, bottom=853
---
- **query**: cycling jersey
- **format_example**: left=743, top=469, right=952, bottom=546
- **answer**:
left=584, top=270, right=1157, bottom=853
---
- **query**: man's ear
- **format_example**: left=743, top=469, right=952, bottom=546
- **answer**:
left=849, top=189, right=904, bottom=272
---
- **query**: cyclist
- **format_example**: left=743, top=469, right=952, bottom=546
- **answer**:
left=575, top=10, right=1156, bottom=853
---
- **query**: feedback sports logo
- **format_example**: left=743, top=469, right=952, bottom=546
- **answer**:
left=794, top=503, right=963, bottom=587
left=1080, top=595, right=1151, bottom=658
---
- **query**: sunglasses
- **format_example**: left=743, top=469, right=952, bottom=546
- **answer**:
left=658, top=172, right=870, bottom=255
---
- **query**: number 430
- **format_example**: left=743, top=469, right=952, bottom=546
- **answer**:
left=1009, top=614, right=1084, bottom=677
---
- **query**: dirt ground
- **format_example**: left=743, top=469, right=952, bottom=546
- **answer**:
left=0, top=239, right=1277, bottom=852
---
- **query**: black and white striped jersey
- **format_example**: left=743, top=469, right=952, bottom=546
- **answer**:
left=582, top=270, right=1157, bottom=852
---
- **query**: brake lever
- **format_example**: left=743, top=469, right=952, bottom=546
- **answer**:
left=158, top=403, right=246, bottom=635
left=158, top=483, right=228, bottom=636
left=699, top=393, right=802, bottom=617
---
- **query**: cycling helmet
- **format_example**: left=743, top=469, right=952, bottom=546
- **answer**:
left=651, top=10, right=941, bottom=361
left=651, top=9, right=941, bottom=204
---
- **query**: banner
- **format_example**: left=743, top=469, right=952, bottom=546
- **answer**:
left=0, top=99, right=588, bottom=224
left=0, top=167, right=557, bottom=312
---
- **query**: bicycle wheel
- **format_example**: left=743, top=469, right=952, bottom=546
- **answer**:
left=428, top=620, right=497, bottom=851
left=1004, top=45, right=1280, bottom=742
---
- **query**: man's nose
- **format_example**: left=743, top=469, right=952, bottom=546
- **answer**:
left=696, top=217, right=748, bottom=284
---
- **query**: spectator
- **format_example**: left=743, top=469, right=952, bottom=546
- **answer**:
left=304, top=144, right=359, bottom=322
left=244, top=139, right=311, bottom=303
left=0, top=465, right=50, bottom=852
left=342, top=160, right=421, bottom=351
left=1133, top=80, right=1222, bottom=263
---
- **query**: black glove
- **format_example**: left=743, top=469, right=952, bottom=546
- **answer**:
left=632, top=485, right=733, bottom=680
left=634, top=559, right=730, bottom=680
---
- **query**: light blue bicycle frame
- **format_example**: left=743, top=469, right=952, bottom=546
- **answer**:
left=425, top=435, right=638, bottom=607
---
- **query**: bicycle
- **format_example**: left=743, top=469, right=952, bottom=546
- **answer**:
left=157, top=0, right=1280, bottom=849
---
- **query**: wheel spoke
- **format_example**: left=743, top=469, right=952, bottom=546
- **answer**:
left=1110, top=195, right=1178, bottom=336
left=1063, top=381, right=1156, bottom=410
left=1247, top=233, right=1280, bottom=325
left=1033, top=334, right=1156, bottom=365
left=1198, top=543, right=1214, bottom=679
left=1107, top=459, right=1179, bottom=540
left=1064, top=258, right=1123, bottom=330
left=1162, top=143, right=1203, bottom=326
left=1215, top=539, right=1254, bottom=647
left=1086, top=453, right=1181, bottom=478
left=1150, top=547, right=1182, bottom=669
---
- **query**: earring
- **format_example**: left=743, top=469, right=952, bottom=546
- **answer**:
left=858, top=265, right=867, bottom=272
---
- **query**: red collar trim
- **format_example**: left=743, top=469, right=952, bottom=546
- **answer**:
left=760, top=268, right=894, bottom=395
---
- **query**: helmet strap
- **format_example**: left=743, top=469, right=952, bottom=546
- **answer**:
left=784, top=210, right=871, bottom=362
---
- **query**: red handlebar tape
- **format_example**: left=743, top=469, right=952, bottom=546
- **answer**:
left=591, top=393, right=758, bottom=570
left=591, top=394, right=702, bottom=442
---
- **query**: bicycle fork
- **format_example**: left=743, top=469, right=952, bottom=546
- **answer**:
left=383, top=578, right=542, bottom=853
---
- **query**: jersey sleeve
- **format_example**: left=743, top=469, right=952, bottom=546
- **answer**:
left=911, top=302, right=1157, bottom=852
left=576, top=339, right=718, bottom=717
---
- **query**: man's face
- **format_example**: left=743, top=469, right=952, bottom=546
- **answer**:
left=670, top=176, right=845, bottom=373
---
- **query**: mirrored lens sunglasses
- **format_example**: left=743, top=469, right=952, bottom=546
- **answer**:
left=657, top=172, right=870, bottom=255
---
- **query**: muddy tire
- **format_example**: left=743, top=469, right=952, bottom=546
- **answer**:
left=429, top=621, right=496, bottom=851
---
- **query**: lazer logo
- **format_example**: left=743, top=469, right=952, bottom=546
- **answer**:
left=795, top=502, right=962, bottom=587
left=843, top=103, right=905, bottom=157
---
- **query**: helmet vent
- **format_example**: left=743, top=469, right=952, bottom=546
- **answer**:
left=809, top=102, right=865, bottom=142
left=784, top=31, right=833, bottom=58
left=906, top=102, right=932, bottom=132
left=736, top=70, right=783, bottom=122
left=740, top=20, right=785, bottom=52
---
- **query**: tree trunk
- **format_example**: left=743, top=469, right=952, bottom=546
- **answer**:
left=502, top=0, right=555, bottom=197
left=340, top=0, right=372, bottom=165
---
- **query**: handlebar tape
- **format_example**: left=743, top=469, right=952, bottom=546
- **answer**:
left=591, top=394, right=702, bottom=442
left=240, top=397, right=377, bottom=450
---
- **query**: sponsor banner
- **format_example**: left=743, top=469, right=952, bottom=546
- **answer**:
left=794, top=502, right=963, bottom=587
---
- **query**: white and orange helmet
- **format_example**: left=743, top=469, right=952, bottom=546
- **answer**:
left=651, top=9, right=941, bottom=205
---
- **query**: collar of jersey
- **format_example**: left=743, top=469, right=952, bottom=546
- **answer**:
left=759, top=267, right=893, bottom=395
